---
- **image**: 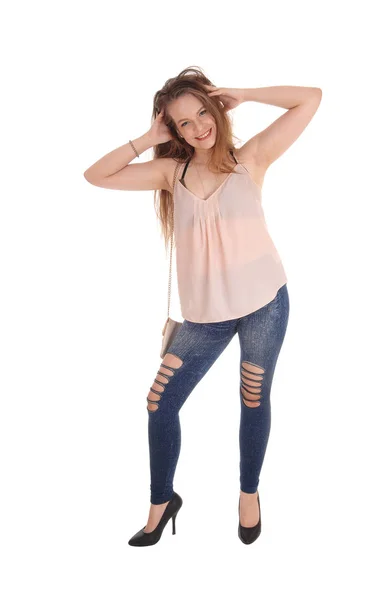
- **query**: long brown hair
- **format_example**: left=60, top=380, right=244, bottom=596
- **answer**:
left=151, top=66, right=241, bottom=254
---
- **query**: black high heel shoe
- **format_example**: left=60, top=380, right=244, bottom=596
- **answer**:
left=128, top=491, right=183, bottom=547
left=238, top=490, right=261, bottom=544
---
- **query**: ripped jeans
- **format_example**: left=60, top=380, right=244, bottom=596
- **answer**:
left=147, top=283, right=290, bottom=504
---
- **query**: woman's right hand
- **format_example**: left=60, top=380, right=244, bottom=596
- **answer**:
left=148, top=109, right=174, bottom=146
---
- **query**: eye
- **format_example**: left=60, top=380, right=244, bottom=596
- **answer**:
left=181, top=109, right=207, bottom=127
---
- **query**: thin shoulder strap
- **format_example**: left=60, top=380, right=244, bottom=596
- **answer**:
left=180, top=156, right=191, bottom=181
left=230, top=148, right=251, bottom=174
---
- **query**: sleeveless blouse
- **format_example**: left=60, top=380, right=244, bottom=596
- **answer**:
left=173, top=150, right=288, bottom=323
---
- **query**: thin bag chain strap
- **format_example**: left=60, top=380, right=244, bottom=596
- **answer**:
left=167, top=161, right=181, bottom=318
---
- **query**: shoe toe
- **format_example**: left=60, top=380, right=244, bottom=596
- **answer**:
left=128, top=527, right=148, bottom=546
left=238, top=523, right=261, bottom=544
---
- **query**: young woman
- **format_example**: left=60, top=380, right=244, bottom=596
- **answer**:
left=84, top=67, right=322, bottom=546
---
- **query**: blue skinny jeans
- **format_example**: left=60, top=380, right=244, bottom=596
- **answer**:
left=147, top=283, right=290, bottom=504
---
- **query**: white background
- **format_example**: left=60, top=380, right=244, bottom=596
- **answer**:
left=1, top=0, right=386, bottom=598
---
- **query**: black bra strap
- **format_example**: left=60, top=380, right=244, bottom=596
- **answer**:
left=180, top=150, right=237, bottom=184
left=180, top=157, right=191, bottom=181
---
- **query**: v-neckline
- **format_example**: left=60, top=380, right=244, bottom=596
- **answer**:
left=177, top=162, right=240, bottom=203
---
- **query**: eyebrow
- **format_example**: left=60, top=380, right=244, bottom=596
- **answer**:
left=177, top=106, right=205, bottom=125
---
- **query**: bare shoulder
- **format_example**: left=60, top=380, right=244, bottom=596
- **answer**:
left=233, top=146, right=268, bottom=190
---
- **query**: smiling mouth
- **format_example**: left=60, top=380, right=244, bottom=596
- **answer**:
left=195, top=128, right=212, bottom=140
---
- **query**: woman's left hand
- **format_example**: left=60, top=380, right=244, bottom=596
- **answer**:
left=203, top=85, right=245, bottom=112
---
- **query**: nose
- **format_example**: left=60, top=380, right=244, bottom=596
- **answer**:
left=194, top=126, right=207, bottom=137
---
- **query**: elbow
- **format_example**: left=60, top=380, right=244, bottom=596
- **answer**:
left=83, top=172, right=106, bottom=188
left=84, top=170, right=98, bottom=185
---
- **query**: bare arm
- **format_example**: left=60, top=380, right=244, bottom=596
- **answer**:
left=239, top=87, right=322, bottom=169
left=83, top=131, right=170, bottom=192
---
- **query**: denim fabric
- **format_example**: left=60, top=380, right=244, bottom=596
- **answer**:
left=147, top=283, right=290, bottom=504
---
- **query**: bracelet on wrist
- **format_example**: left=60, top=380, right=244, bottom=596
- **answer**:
left=129, top=139, right=139, bottom=158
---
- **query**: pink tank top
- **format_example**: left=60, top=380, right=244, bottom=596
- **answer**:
left=173, top=150, right=288, bottom=323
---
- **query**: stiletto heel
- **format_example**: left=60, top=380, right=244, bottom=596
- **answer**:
left=128, top=491, right=183, bottom=547
left=238, top=490, right=261, bottom=544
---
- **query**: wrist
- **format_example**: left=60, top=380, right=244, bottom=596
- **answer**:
left=241, top=88, right=252, bottom=102
left=143, top=130, right=157, bottom=147
left=130, top=131, right=155, bottom=156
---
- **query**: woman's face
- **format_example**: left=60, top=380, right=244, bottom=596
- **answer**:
left=168, top=94, right=217, bottom=148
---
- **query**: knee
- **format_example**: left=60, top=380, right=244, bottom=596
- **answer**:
left=147, top=353, right=184, bottom=412
left=240, top=361, right=264, bottom=408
